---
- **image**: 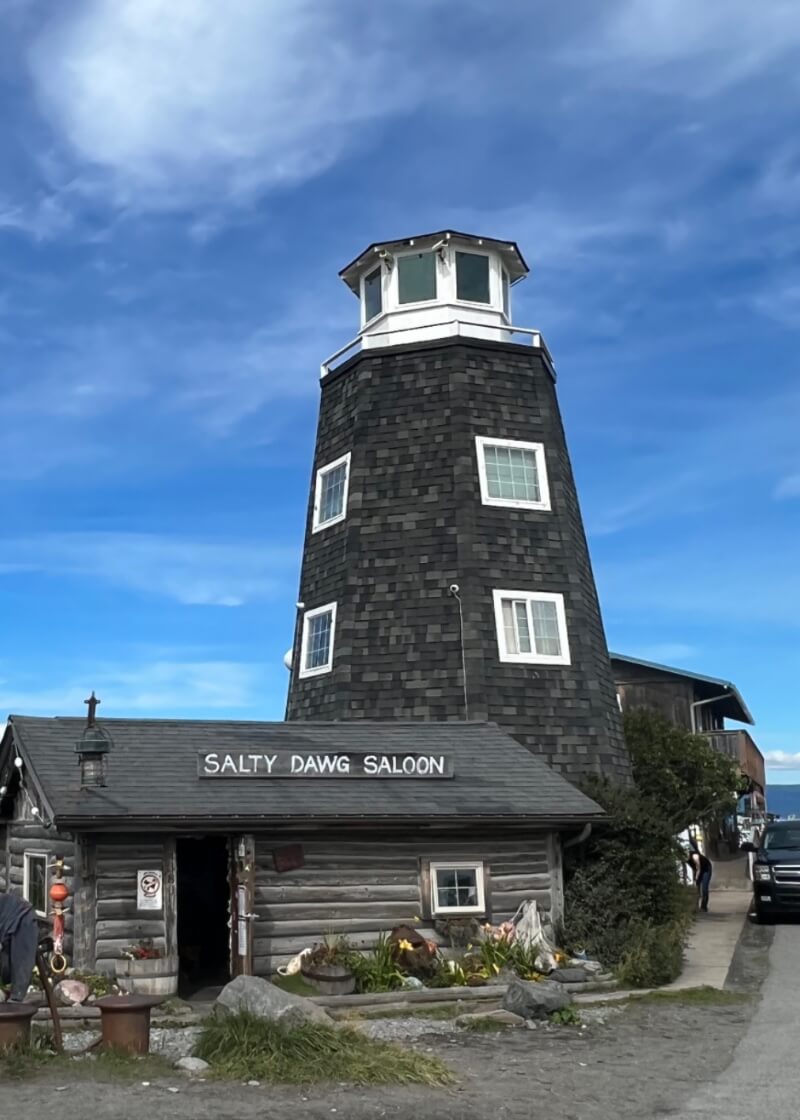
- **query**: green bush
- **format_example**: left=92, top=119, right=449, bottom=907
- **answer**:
left=561, top=709, right=732, bottom=987
left=617, top=922, right=686, bottom=988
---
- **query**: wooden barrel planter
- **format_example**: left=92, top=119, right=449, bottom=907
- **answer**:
left=114, top=955, right=179, bottom=997
left=300, top=963, right=356, bottom=996
left=0, top=1003, right=38, bottom=1051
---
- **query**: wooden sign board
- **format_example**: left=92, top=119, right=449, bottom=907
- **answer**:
left=198, top=750, right=453, bottom=779
left=273, top=845, right=305, bottom=874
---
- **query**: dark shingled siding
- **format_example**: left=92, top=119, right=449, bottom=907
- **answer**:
left=286, top=339, right=628, bottom=782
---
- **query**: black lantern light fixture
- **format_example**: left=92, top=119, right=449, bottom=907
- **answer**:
left=75, top=692, right=112, bottom=788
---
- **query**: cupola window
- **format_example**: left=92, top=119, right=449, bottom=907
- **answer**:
left=363, top=266, right=383, bottom=323
left=456, top=251, right=490, bottom=304
left=398, top=251, right=437, bottom=304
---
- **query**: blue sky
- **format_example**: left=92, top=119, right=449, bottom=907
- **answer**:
left=1, top=1, right=798, bottom=781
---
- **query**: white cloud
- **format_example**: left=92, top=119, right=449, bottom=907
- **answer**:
left=576, top=0, right=800, bottom=93
left=765, top=751, right=800, bottom=771
left=0, top=659, right=272, bottom=715
left=0, top=194, right=74, bottom=240
left=27, top=0, right=439, bottom=212
left=775, top=474, right=800, bottom=500
left=0, top=533, right=298, bottom=606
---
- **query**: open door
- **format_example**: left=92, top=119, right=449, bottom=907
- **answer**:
left=230, top=834, right=256, bottom=976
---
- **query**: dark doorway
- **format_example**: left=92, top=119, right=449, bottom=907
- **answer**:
left=176, top=836, right=230, bottom=997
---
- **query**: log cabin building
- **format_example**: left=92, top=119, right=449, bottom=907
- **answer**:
left=1, top=230, right=629, bottom=992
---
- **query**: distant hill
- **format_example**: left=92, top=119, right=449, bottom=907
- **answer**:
left=767, top=785, right=800, bottom=819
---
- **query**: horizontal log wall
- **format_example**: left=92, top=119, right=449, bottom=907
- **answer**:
left=5, top=821, right=76, bottom=959
left=253, top=832, right=554, bottom=975
left=94, top=837, right=168, bottom=974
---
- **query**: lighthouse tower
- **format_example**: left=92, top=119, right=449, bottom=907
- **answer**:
left=286, top=231, right=627, bottom=782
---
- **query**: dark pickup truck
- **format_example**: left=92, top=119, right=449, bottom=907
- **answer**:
left=743, top=821, right=800, bottom=921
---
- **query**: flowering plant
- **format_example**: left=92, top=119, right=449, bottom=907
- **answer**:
left=122, top=939, right=163, bottom=961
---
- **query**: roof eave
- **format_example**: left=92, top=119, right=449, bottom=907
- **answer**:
left=610, top=652, right=755, bottom=725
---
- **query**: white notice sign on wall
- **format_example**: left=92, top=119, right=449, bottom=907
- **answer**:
left=137, top=869, right=163, bottom=911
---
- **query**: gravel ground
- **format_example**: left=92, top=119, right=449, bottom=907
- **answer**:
left=0, top=997, right=754, bottom=1120
left=0, top=924, right=769, bottom=1120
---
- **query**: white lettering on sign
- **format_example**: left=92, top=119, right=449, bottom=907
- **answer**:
left=198, top=750, right=453, bottom=779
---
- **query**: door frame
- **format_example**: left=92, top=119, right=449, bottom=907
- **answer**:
left=230, top=834, right=256, bottom=976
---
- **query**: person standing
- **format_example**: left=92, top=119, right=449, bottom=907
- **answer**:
left=688, top=850, right=713, bottom=912
left=0, top=892, right=39, bottom=1002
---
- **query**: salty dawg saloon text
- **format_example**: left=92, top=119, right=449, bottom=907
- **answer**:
left=199, top=749, right=453, bottom=779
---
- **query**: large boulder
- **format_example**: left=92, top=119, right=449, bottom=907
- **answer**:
left=502, top=977, right=572, bottom=1020
left=214, top=975, right=334, bottom=1029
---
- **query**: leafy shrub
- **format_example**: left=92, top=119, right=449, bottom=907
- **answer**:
left=617, top=922, right=686, bottom=988
left=347, top=935, right=405, bottom=994
left=561, top=709, right=733, bottom=987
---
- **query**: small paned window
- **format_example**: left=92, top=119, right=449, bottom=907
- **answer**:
left=493, top=590, right=571, bottom=665
left=363, top=267, right=383, bottom=322
left=430, top=862, right=485, bottom=915
left=24, top=852, right=48, bottom=915
left=299, top=602, right=337, bottom=678
left=398, top=252, right=437, bottom=304
left=313, top=453, right=351, bottom=532
left=475, top=437, right=550, bottom=511
left=456, top=251, right=490, bottom=304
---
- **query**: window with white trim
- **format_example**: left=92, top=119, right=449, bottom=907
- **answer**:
left=299, top=602, right=337, bottom=678
left=430, top=862, right=485, bottom=915
left=475, top=437, right=550, bottom=511
left=493, top=590, right=571, bottom=665
left=313, top=452, right=351, bottom=532
left=23, top=851, right=48, bottom=915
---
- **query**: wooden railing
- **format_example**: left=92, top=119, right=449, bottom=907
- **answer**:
left=702, top=730, right=765, bottom=793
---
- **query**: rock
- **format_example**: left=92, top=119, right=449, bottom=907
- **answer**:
left=214, top=975, right=334, bottom=1028
left=456, top=1009, right=525, bottom=1027
left=549, top=968, right=591, bottom=984
left=55, top=979, right=91, bottom=1006
left=502, top=977, right=572, bottom=1020
left=150, top=1027, right=204, bottom=1062
left=175, top=1057, right=210, bottom=1076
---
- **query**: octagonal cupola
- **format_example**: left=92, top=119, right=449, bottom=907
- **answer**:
left=339, top=230, right=528, bottom=350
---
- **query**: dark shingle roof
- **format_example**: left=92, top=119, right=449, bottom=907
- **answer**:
left=3, top=717, right=602, bottom=828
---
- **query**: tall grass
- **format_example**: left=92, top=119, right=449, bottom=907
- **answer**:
left=195, top=1013, right=453, bottom=1086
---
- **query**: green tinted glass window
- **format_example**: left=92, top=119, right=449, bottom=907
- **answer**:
left=398, top=252, right=436, bottom=304
left=456, top=252, right=490, bottom=303
left=364, top=267, right=382, bottom=321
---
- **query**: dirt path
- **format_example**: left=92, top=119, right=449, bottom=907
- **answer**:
left=0, top=924, right=771, bottom=1120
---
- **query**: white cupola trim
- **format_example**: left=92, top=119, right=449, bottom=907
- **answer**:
left=338, top=230, right=528, bottom=352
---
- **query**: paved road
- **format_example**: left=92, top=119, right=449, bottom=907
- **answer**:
left=674, top=921, right=793, bottom=1119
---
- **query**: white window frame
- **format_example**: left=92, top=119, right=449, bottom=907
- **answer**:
left=299, top=601, right=337, bottom=679
left=475, top=436, right=551, bottom=511
left=23, top=851, right=49, bottom=916
left=312, top=452, right=351, bottom=533
left=492, top=589, right=571, bottom=666
left=430, top=861, right=485, bottom=916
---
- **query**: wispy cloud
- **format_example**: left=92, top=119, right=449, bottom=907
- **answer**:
left=775, top=474, right=800, bottom=500
left=0, top=533, right=298, bottom=606
left=26, top=0, right=455, bottom=214
left=0, top=658, right=273, bottom=716
left=766, top=751, right=800, bottom=771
